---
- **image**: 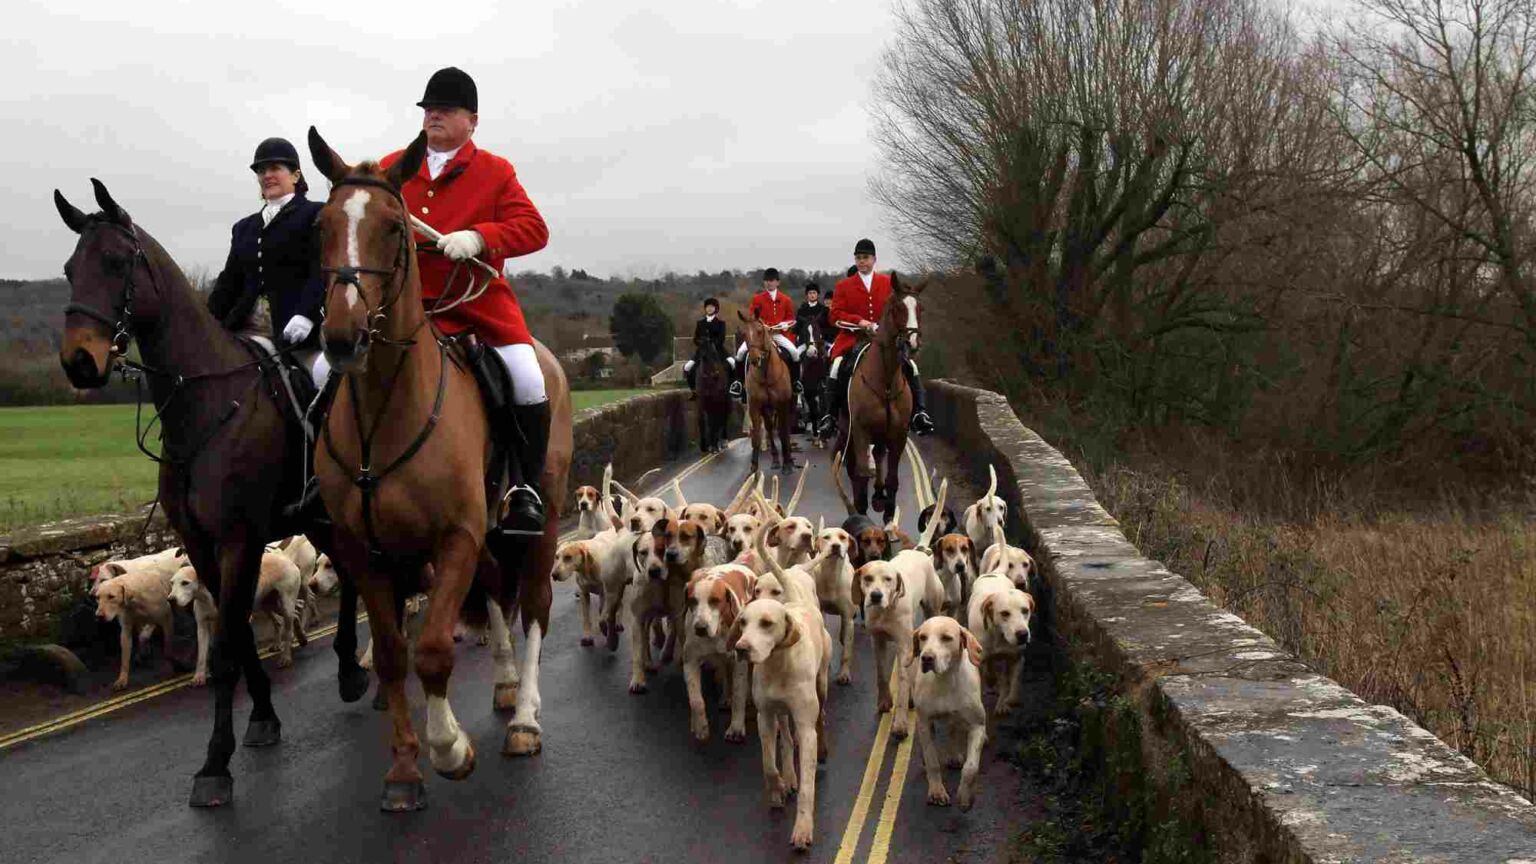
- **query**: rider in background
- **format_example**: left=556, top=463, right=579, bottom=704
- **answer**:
left=816, top=238, right=935, bottom=438
left=794, top=282, right=830, bottom=348
left=207, top=137, right=327, bottom=388
left=729, top=267, right=802, bottom=401
left=380, top=66, right=552, bottom=533
left=684, top=297, right=731, bottom=399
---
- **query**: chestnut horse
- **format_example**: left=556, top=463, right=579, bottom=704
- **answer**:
left=836, top=275, right=925, bottom=514
left=737, top=311, right=796, bottom=473
left=53, top=181, right=370, bottom=809
left=307, top=129, right=572, bottom=811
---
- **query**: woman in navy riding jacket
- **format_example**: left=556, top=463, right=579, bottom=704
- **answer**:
left=207, top=136, right=328, bottom=388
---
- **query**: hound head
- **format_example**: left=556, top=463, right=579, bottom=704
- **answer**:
left=93, top=578, right=127, bottom=621
left=771, top=517, right=816, bottom=556
left=912, top=615, right=980, bottom=675
left=573, top=485, right=601, bottom=514
left=858, top=561, right=904, bottom=611
left=855, top=527, right=889, bottom=565
left=168, top=565, right=200, bottom=608
left=687, top=572, right=743, bottom=639
left=551, top=541, right=598, bottom=583
left=725, top=513, right=761, bottom=557
left=651, top=516, right=687, bottom=567
left=628, top=496, right=670, bottom=534
left=730, top=597, right=801, bottom=664
left=631, top=534, right=667, bottom=584
left=934, top=534, right=976, bottom=582
left=980, top=588, right=1035, bottom=647
left=816, top=526, right=854, bottom=561
left=680, top=503, right=725, bottom=537
left=982, top=544, right=1035, bottom=591
left=307, top=553, right=340, bottom=596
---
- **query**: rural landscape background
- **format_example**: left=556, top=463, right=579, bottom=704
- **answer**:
left=3, top=0, right=1534, bottom=822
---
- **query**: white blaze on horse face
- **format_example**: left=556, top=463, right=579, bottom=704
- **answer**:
left=341, top=190, right=372, bottom=312
left=903, top=295, right=919, bottom=350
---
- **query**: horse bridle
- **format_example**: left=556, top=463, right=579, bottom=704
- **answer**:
left=320, top=175, right=416, bottom=346
left=63, top=220, right=156, bottom=357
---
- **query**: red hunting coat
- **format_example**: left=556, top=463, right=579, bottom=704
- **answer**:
left=380, top=139, right=548, bottom=346
left=829, top=271, right=892, bottom=358
left=748, top=290, right=797, bottom=343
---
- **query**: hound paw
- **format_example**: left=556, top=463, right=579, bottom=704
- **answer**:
left=628, top=680, right=649, bottom=695
left=944, top=754, right=965, bottom=770
left=835, top=670, right=852, bottom=686
left=111, top=676, right=129, bottom=692
left=579, top=636, right=595, bottom=647
left=927, top=785, right=952, bottom=807
left=192, top=672, right=208, bottom=687
left=724, top=725, right=747, bottom=743
left=891, top=721, right=910, bottom=741
left=790, top=821, right=814, bottom=851
left=957, top=787, right=975, bottom=812
left=276, top=654, right=294, bottom=669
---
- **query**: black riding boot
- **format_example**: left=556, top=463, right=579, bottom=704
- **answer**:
left=499, top=400, right=551, bottom=536
left=288, top=373, right=341, bottom=522
left=903, top=361, right=935, bottom=436
left=788, top=354, right=803, bottom=395
left=817, top=370, right=846, bottom=439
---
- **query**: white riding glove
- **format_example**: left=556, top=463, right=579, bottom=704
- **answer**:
left=727, top=357, right=736, bottom=368
left=438, top=230, right=484, bottom=262
left=282, top=315, right=314, bottom=344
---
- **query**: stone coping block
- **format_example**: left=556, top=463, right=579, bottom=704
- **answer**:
left=927, top=380, right=1536, bottom=862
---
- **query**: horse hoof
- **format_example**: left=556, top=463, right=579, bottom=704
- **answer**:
left=372, top=688, right=389, bottom=712
left=242, top=719, right=281, bottom=748
left=435, top=741, right=476, bottom=781
left=338, top=664, right=370, bottom=703
left=189, top=774, right=233, bottom=808
left=380, top=780, right=427, bottom=812
left=503, top=724, right=543, bottom=757
left=494, top=681, right=519, bottom=711
left=605, top=629, right=621, bottom=652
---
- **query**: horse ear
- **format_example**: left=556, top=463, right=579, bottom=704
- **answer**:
left=307, top=126, right=351, bottom=184
left=736, top=310, right=749, bottom=323
left=89, top=179, right=128, bottom=226
left=54, top=190, right=89, bottom=234
left=909, top=278, right=927, bottom=296
left=385, top=131, right=428, bottom=189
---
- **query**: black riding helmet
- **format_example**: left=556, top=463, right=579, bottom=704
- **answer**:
left=250, top=137, right=301, bottom=172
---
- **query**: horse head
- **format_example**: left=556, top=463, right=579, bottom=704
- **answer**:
left=54, top=180, right=161, bottom=388
left=307, top=126, right=429, bottom=374
left=883, top=272, right=926, bottom=356
left=736, top=309, right=771, bottom=371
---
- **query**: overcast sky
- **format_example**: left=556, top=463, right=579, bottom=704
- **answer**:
left=6, top=0, right=905, bottom=280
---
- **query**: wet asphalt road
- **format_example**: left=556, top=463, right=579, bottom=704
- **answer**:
left=0, top=434, right=1039, bottom=864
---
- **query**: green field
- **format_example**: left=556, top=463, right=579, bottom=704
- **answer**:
left=0, top=389, right=652, bottom=533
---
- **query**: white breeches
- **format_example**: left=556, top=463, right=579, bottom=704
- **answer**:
left=494, top=343, right=548, bottom=405
left=296, top=349, right=330, bottom=390
left=683, top=359, right=695, bottom=373
left=827, top=355, right=918, bottom=381
left=735, top=334, right=801, bottom=362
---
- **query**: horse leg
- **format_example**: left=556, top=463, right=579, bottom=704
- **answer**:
left=506, top=529, right=554, bottom=756
left=372, top=587, right=408, bottom=711
left=188, top=539, right=262, bottom=807
left=750, top=408, right=762, bottom=472
left=779, top=407, right=795, bottom=471
left=883, top=441, right=904, bottom=519
left=334, top=573, right=369, bottom=703
left=871, top=445, right=889, bottom=514
left=353, top=571, right=424, bottom=811
left=418, top=528, right=480, bottom=781
left=487, top=592, right=520, bottom=711
left=850, top=453, right=870, bottom=515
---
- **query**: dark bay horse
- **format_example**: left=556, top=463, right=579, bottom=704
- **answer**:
left=696, top=339, right=730, bottom=453
left=307, top=129, right=573, bottom=811
left=800, top=320, right=829, bottom=447
left=836, top=275, right=925, bottom=514
left=737, top=310, right=795, bottom=473
left=53, top=180, right=369, bottom=809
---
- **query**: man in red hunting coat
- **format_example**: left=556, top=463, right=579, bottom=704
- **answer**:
left=816, top=238, right=934, bottom=438
left=382, top=66, right=552, bottom=532
left=729, top=267, right=804, bottom=400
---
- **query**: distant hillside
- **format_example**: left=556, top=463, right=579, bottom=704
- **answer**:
left=0, top=267, right=854, bottom=404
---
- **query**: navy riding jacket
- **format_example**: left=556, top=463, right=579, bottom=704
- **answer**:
left=207, top=193, right=324, bottom=348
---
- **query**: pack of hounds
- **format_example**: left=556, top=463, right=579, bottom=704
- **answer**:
left=84, top=444, right=1036, bottom=853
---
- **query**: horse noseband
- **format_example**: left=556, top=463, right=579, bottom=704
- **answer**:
left=331, top=266, right=364, bottom=287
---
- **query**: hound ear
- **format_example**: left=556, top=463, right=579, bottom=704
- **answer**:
left=581, top=547, right=598, bottom=582
left=910, top=628, right=923, bottom=663
left=779, top=612, right=802, bottom=649
left=90, top=179, right=128, bottom=226
left=307, top=126, right=351, bottom=184
left=980, top=595, right=997, bottom=630
left=850, top=567, right=865, bottom=608
left=961, top=627, right=982, bottom=666
left=105, top=562, right=127, bottom=578
left=766, top=524, right=781, bottom=547
left=54, top=189, right=88, bottom=234
left=713, top=512, right=726, bottom=534
left=726, top=614, right=746, bottom=648
left=891, top=571, right=906, bottom=600
left=385, top=131, right=429, bottom=189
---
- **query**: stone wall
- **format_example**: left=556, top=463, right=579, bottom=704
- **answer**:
left=0, top=389, right=718, bottom=643
left=926, top=380, right=1536, bottom=862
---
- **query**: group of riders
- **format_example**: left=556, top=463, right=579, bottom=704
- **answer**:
left=211, top=66, right=931, bottom=538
